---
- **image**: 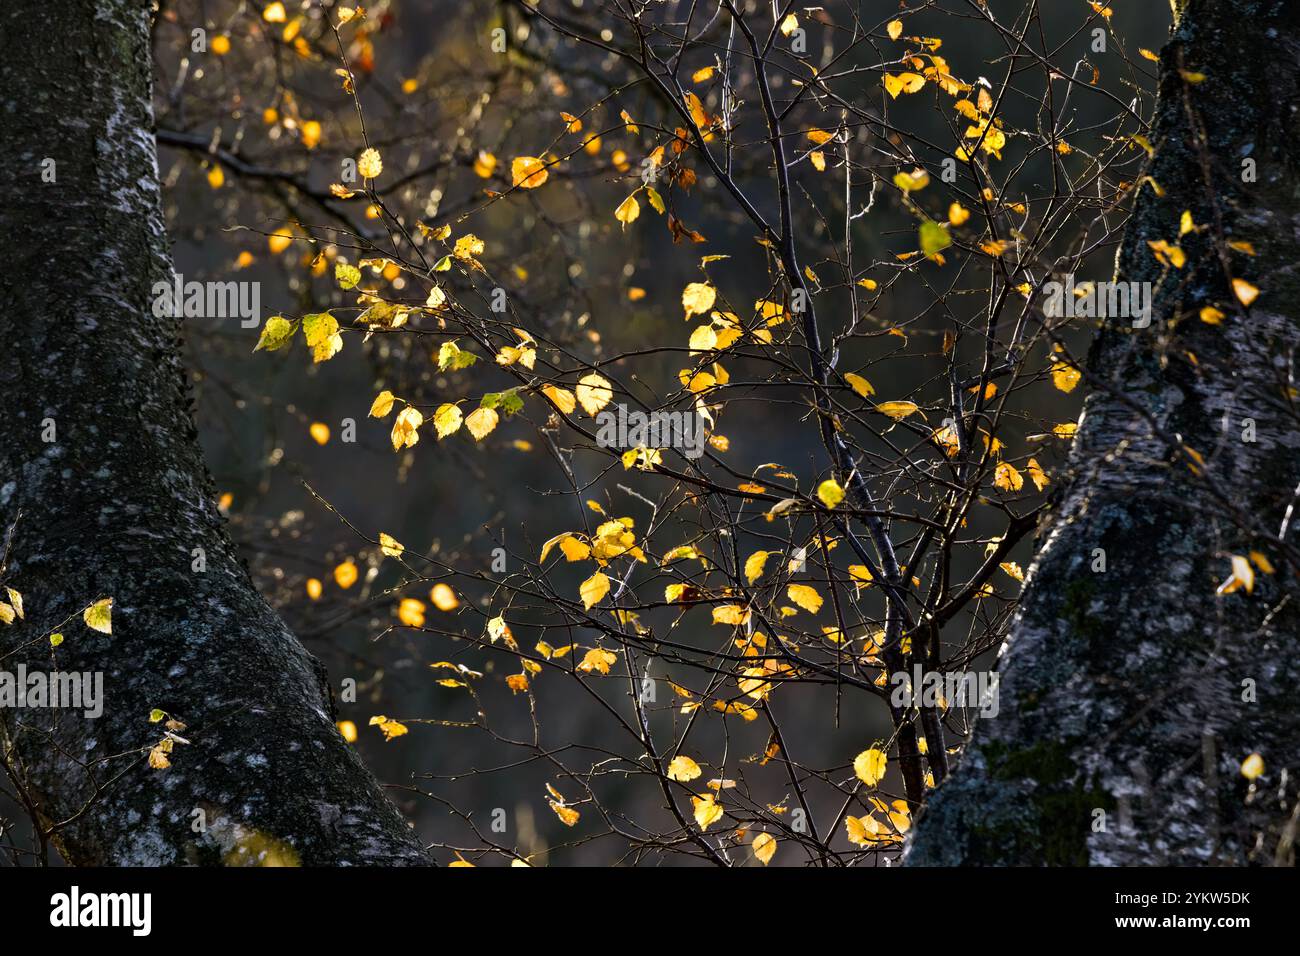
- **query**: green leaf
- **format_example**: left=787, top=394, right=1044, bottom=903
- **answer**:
left=253, top=316, right=297, bottom=352
left=437, top=340, right=479, bottom=372
left=335, top=263, right=362, bottom=290
left=481, top=388, right=524, bottom=417
left=919, top=220, right=951, bottom=258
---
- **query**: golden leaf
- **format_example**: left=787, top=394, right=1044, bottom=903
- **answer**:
left=667, top=755, right=702, bottom=782
left=786, top=584, right=823, bottom=614
left=511, top=156, right=549, bottom=189
left=854, top=747, right=887, bottom=786
left=575, top=373, right=613, bottom=415
left=579, top=572, right=611, bottom=610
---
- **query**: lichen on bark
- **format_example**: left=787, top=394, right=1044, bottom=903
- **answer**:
left=907, top=0, right=1300, bottom=866
left=0, top=0, right=428, bottom=866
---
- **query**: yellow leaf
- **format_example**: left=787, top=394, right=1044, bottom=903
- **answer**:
left=817, top=479, right=845, bottom=509
left=309, top=422, right=330, bottom=445
left=357, top=147, right=383, bottom=179
left=378, top=532, right=404, bottom=557
left=84, top=598, right=113, bottom=635
left=578, top=646, right=618, bottom=674
left=667, top=755, right=702, bottom=782
left=397, top=598, right=426, bottom=627
left=369, top=715, right=409, bottom=741
left=948, top=202, right=970, bottom=226
left=4, top=588, right=23, bottom=620
left=465, top=407, right=499, bottom=441
left=614, top=193, right=641, bottom=229
left=511, top=156, right=548, bottom=189
left=1026, top=458, right=1049, bottom=491
left=685, top=91, right=709, bottom=129
left=575, top=373, right=613, bottom=415
left=1249, top=551, right=1276, bottom=575
left=433, top=403, right=463, bottom=439
left=471, top=149, right=497, bottom=178
left=876, top=400, right=921, bottom=420
left=391, top=406, right=423, bottom=450
left=883, top=73, right=926, bottom=98
left=1232, top=278, right=1260, bottom=306
left=334, top=561, right=359, bottom=589
left=688, top=325, right=718, bottom=353
left=268, top=227, right=294, bottom=254
left=752, top=832, right=777, bottom=865
left=682, top=282, right=717, bottom=320
left=787, top=584, right=823, bottom=614
left=712, top=604, right=750, bottom=626
left=430, top=583, right=460, bottom=611
left=549, top=800, right=580, bottom=826
left=692, top=793, right=724, bottom=830
left=1051, top=362, right=1081, bottom=393
left=1241, top=752, right=1265, bottom=780
left=893, top=167, right=930, bottom=192
left=580, top=572, right=611, bottom=610
left=744, top=551, right=769, bottom=584
left=302, top=313, right=342, bottom=363
left=542, top=385, right=577, bottom=414
left=994, top=461, right=1024, bottom=492
left=854, top=747, right=887, bottom=787
left=846, top=815, right=876, bottom=846
left=300, top=121, right=321, bottom=150
left=1217, top=554, right=1255, bottom=596
left=887, top=19, right=903, bottom=40
left=369, top=390, right=396, bottom=418
left=844, top=372, right=875, bottom=398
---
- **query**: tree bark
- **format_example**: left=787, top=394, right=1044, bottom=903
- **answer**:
left=0, top=0, right=429, bottom=865
left=907, top=0, right=1300, bottom=866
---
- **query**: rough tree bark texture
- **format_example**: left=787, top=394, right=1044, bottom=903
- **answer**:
left=908, top=0, right=1300, bottom=866
left=0, top=0, right=429, bottom=865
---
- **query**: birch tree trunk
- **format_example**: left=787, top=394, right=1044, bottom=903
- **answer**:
left=907, top=0, right=1300, bottom=866
left=0, top=0, right=429, bottom=866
